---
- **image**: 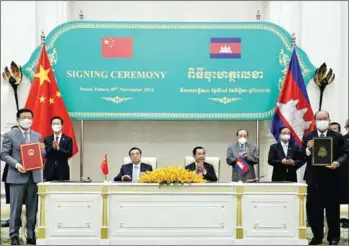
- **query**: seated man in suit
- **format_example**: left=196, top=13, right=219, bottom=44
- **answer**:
left=268, top=127, right=304, bottom=182
left=226, top=129, right=259, bottom=182
left=114, top=147, right=153, bottom=182
left=185, top=146, right=218, bottom=182
left=43, top=116, right=73, bottom=181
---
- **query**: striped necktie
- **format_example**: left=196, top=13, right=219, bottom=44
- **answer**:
left=24, top=131, right=29, bottom=143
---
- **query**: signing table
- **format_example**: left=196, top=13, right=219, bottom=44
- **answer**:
left=36, top=182, right=307, bottom=245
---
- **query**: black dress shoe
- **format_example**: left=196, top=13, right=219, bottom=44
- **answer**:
left=26, top=238, right=36, bottom=245
left=309, top=238, right=322, bottom=245
left=329, top=240, right=339, bottom=245
left=11, top=236, right=20, bottom=245
left=1, top=219, right=10, bottom=227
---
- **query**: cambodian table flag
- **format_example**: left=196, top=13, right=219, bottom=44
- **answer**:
left=236, top=156, right=249, bottom=175
left=270, top=48, right=315, bottom=147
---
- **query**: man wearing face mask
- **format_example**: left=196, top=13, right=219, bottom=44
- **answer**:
left=226, top=129, right=259, bottom=182
left=268, top=127, right=304, bottom=182
left=302, top=111, right=348, bottom=245
left=43, top=116, right=73, bottom=181
left=0, top=108, right=45, bottom=245
left=1, top=125, right=19, bottom=228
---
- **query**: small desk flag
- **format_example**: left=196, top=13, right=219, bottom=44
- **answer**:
left=100, top=153, right=109, bottom=175
left=236, top=156, right=249, bottom=175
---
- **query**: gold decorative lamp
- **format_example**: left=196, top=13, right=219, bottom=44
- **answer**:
left=313, top=63, right=335, bottom=111
left=2, top=61, right=23, bottom=111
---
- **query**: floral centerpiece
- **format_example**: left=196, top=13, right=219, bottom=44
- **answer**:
left=137, top=167, right=206, bottom=186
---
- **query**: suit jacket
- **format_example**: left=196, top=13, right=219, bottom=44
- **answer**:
left=114, top=163, right=153, bottom=182
left=267, top=142, right=304, bottom=182
left=0, top=128, right=45, bottom=184
left=43, top=134, right=73, bottom=181
left=226, top=142, right=259, bottom=182
left=301, top=130, right=348, bottom=186
left=1, top=163, right=9, bottom=182
left=185, top=162, right=218, bottom=182
left=339, top=134, right=349, bottom=204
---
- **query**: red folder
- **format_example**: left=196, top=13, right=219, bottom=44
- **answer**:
left=20, top=143, right=43, bottom=171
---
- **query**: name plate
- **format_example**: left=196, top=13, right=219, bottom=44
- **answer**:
left=312, top=137, right=333, bottom=166
left=22, top=21, right=315, bottom=120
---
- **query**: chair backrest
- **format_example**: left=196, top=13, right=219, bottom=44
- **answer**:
left=184, top=156, right=220, bottom=179
left=123, top=157, right=157, bottom=170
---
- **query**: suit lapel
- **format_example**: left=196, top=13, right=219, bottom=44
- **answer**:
left=128, top=164, right=134, bottom=177
left=29, top=131, right=35, bottom=143
left=15, top=128, right=26, bottom=144
left=234, top=143, right=240, bottom=154
left=59, top=134, right=65, bottom=148
left=277, top=142, right=286, bottom=158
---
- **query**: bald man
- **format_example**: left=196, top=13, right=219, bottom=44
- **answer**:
left=302, top=111, right=348, bottom=245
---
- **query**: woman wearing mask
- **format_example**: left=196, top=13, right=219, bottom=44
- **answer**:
left=267, top=127, right=304, bottom=182
left=226, top=129, right=259, bottom=182
left=43, top=116, right=73, bottom=181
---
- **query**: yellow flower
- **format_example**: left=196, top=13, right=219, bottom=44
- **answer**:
left=137, top=167, right=206, bottom=184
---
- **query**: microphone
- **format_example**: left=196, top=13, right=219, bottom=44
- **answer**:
left=246, top=175, right=266, bottom=183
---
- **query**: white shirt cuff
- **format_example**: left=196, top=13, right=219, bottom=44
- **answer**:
left=15, top=163, right=21, bottom=169
left=306, top=148, right=311, bottom=156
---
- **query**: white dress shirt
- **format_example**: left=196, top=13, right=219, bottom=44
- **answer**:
left=20, top=128, right=30, bottom=142
left=132, top=164, right=141, bottom=182
left=281, top=141, right=289, bottom=156
left=54, top=132, right=62, bottom=144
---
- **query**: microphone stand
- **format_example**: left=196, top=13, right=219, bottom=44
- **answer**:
left=246, top=175, right=266, bottom=183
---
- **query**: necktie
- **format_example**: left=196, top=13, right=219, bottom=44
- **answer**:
left=320, top=134, right=325, bottom=137
left=240, top=144, right=244, bottom=152
left=56, top=136, right=59, bottom=143
left=24, top=131, right=29, bottom=143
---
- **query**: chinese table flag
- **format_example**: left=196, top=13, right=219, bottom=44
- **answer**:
left=100, top=153, right=109, bottom=175
left=25, top=44, right=78, bottom=157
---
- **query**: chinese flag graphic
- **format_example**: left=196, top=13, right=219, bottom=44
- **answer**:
left=100, top=153, right=109, bottom=175
left=25, top=44, right=78, bottom=157
left=101, top=37, right=133, bottom=58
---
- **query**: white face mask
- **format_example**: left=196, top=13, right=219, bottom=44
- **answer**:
left=19, top=119, right=32, bottom=129
left=238, top=137, right=247, bottom=145
left=52, top=125, right=62, bottom=133
left=280, top=134, right=290, bottom=141
left=316, top=120, right=329, bottom=131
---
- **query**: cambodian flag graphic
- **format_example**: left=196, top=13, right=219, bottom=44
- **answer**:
left=236, top=156, right=249, bottom=175
left=210, top=38, right=241, bottom=59
left=270, top=48, right=315, bottom=146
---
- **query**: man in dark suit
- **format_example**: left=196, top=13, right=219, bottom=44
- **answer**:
left=1, top=125, right=19, bottom=228
left=302, top=111, right=348, bottom=245
left=185, top=146, right=218, bottom=182
left=0, top=108, right=46, bottom=245
left=268, top=127, right=304, bottom=182
left=330, top=120, right=349, bottom=228
left=114, top=147, right=153, bottom=182
left=43, top=116, right=73, bottom=181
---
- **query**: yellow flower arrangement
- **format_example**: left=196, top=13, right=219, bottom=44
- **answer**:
left=137, top=167, right=206, bottom=184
